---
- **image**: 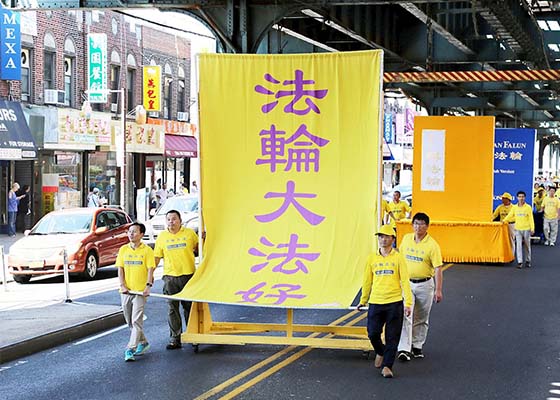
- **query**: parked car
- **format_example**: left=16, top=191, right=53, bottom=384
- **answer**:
left=8, top=207, right=132, bottom=283
left=144, top=195, right=199, bottom=242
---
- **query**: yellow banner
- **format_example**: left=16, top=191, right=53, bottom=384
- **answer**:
left=143, top=65, right=161, bottom=112
left=412, top=116, right=495, bottom=221
left=180, top=51, right=382, bottom=308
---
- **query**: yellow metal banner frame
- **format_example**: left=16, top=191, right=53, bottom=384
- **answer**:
left=182, top=302, right=371, bottom=351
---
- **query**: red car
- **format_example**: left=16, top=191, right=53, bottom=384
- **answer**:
left=8, top=207, right=132, bottom=283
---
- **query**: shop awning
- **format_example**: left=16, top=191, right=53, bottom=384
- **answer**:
left=165, top=134, right=198, bottom=158
left=0, top=100, right=37, bottom=160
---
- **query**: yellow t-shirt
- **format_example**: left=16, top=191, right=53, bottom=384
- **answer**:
left=360, top=249, right=412, bottom=307
left=503, top=203, right=535, bottom=231
left=533, top=194, right=545, bottom=211
left=492, top=204, right=513, bottom=222
left=399, top=233, right=443, bottom=279
left=387, top=200, right=411, bottom=228
left=543, top=196, right=560, bottom=220
left=115, top=243, right=156, bottom=292
left=154, top=227, right=199, bottom=276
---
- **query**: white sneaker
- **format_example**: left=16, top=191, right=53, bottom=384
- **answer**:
left=545, top=241, right=550, bottom=246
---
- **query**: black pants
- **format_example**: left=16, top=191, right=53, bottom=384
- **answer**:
left=162, top=274, right=193, bottom=342
left=367, top=301, right=404, bottom=368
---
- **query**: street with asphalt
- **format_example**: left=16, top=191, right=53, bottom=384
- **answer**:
left=1, top=240, right=560, bottom=399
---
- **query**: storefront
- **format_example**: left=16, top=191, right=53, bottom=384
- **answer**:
left=40, top=108, right=112, bottom=212
left=111, top=119, right=165, bottom=220
left=0, top=101, right=38, bottom=234
left=147, top=118, right=198, bottom=194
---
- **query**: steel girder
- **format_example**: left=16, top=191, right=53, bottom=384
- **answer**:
left=5, top=0, right=560, bottom=134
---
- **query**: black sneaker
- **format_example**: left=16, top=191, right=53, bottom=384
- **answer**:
left=517, top=263, right=523, bottom=269
left=412, top=347, right=424, bottom=358
left=166, top=341, right=182, bottom=350
left=525, top=263, right=531, bottom=268
left=397, top=351, right=411, bottom=361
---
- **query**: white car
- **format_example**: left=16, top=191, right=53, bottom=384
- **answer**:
left=144, top=195, right=199, bottom=243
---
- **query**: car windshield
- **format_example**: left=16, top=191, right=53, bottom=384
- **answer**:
left=156, top=197, right=198, bottom=215
left=30, top=213, right=93, bottom=234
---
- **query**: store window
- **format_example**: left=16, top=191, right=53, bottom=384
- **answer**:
left=88, top=151, right=120, bottom=206
left=40, top=152, right=82, bottom=212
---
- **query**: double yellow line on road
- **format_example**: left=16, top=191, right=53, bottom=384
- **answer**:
left=194, top=310, right=367, bottom=400
left=195, top=263, right=454, bottom=400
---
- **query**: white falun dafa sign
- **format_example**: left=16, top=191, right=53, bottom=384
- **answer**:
left=87, top=33, right=107, bottom=104
left=421, top=129, right=446, bottom=192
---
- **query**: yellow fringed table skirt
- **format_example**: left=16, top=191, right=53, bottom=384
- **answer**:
left=396, top=220, right=514, bottom=263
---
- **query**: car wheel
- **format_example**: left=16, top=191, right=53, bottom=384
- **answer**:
left=13, top=275, right=31, bottom=284
left=82, top=252, right=98, bottom=279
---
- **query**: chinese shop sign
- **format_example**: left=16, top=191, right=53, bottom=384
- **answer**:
left=143, top=66, right=161, bottom=112
left=87, top=33, right=107, bottom=104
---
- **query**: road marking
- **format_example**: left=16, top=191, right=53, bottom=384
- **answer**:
left=443, top=263, right=454, bottom=271
left=193, top=310, right=361, bottom=400
left=73, top=324, right=127, bottom=345
left=218, top=312, right=367, bottom=400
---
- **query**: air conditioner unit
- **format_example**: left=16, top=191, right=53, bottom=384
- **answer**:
left=177, top=111, right=189, bottom=121
left=110, top=103, right=118, bottom=113
left=44, top=89, right=65, bottom=105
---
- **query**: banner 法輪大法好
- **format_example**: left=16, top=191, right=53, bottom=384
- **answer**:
left=180, top=51, right=382, bottom=308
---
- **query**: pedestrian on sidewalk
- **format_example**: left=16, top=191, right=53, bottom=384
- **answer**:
left=8, top=182, right=25, bottom=237
left=116, top=222, right=156, bottom=362
left=397, top=212, right=444, bottom=362
left=357, top=225, right=412, bottom=379
left=543, top=186, right=560, bottom=246
left=154, top=209, right=198, bottom=350
left=503, top=191, right=535, bottom=268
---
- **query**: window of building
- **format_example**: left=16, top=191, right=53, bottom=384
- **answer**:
left=43, top=51, right=56, bottom=90
left=178, top=80, right=185, bottom=112
left=110, top=64, right=120, bottom=108
left=164, top=79, right=172, bottom=119
left=127, top=69, right=135, bottom=112
left=63, top=57, right=74, bottom=106
left=21, top=49, right=31, bottom=102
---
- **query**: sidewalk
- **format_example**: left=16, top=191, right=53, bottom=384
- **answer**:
left=0, top=232, right=24, bottom=285
left=0, top=302, right=124, bottom=364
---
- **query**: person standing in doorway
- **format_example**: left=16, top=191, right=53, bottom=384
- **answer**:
left=154, top=210, right=199, bottom=349
left=357, top=225, right=412, bottom=379
left=8, top=183, right=25, bottom=237
left=397, top=212, right=443, bottom=362
left=504, top=191, right=535, bottom=268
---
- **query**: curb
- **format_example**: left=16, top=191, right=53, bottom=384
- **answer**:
left=0, top=310, right=125, bottom=364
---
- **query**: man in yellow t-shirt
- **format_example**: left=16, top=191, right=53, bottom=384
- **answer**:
left=397, top=212, right=443, bottom=362
left=504, top=191, right=535, bottom=268
left=492, top=192, right=513, bottom=221
left=357, top=224, right=412, bottom=379
left=116, top=222, right=156, bottom=362
left=493, top=192, right=515, bottom=251
left=155, top=210, right=199, bottom=349
left=543, top=186, right=560, bottom=246
left=387, top=191, right=411, bottom=229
